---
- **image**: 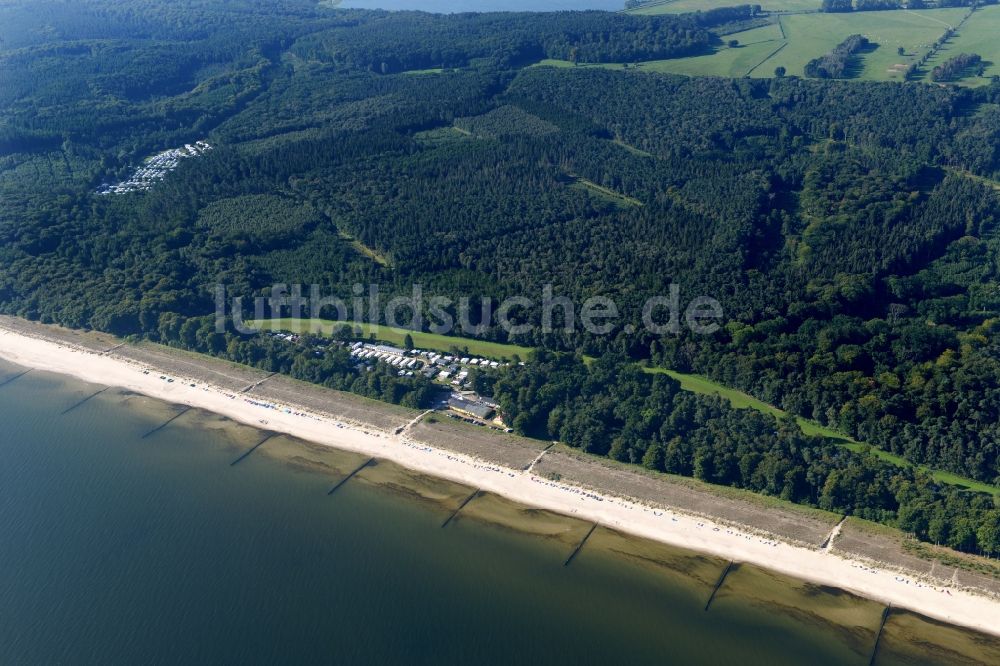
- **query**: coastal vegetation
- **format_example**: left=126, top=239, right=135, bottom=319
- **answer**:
left=485, top=353, right=1000, bottom=556
left=1, top=0, right=1000, bottom=557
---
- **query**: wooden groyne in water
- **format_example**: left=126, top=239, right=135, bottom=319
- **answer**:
left=327, top=458, right=374, bottom=496
left=0, top=369, right=31, bottom=388
left=868, top=604, right=892, bottom=666
left=60, top=387, right=108, bottom=415
left=563, top=523, right=599, bottom=567
left=230, top=432, right=278, bottom=466
left=441, top=490, right=482, bottom=528
left=141, top=406, right=192, bottom=439
left=705, top=561, right=735, bottom=611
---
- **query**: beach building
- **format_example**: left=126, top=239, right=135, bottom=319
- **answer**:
left=448, top=398, right=495, bottom=421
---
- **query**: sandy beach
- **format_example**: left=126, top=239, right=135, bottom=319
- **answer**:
left=1, top=326, right=998, bottom=638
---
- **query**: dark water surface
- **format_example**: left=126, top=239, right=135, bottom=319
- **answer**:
left=0, top=361, right=997, bottom=665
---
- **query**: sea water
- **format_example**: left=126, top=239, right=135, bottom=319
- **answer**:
left=0, top=360, right=996, bottom=665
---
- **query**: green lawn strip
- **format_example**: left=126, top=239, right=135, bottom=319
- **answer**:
left=945, top=166, right=1000, bottom=192
left=263, top=318, right=533, bottom=360
left=643, top=367, right=1000, bottom=496
left=569, top=174, right=644, bottom=207
left=401, top=68, right=445, bottom=75
left=611, top=138, right=653, bottom=158
left=336, top=231, right=390, bottom=266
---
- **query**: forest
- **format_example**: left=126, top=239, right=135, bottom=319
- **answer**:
left=1, top=0, right=999, bottom=556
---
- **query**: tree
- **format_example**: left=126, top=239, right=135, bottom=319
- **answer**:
left=728, top=39, right=739, bottom=48
left=821, top=0, right=853, bottom=11
left=774, top=66, right=786, bottom=77
left=897, top=46, right=905, bottom=56
left=403, top=333, right=415, bottom=349
left=642, top=442, right=665, bottom=471
left=978, top=510, right=1000, bottom=557
left=928, top=511, right=950, bottom=545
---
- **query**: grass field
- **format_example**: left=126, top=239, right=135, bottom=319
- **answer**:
left=263, top=318, right=534, bottom=360
left=645, top=367, right=1000, bottom=496
left=756, top=9, right=968, bottom=81
left=644, top=23, right=788, bottom=77
left=924, top=5, right=1000, bottom=85
left=534, top=23, right=787, bottom=77
left=605, top=7, right=990, bottom=83
left=629, top=0, right=819, bottom=14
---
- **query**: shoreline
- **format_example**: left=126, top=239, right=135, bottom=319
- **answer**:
left=1, top=326, right=998, bottom=638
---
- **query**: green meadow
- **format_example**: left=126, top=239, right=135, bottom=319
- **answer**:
left=757, top=8, right=968, bottom=81
left=597, top=6, right=1000, bottom=84
left=263, top=318, right=533, bottom=360
left=925, top=4, right=1000, bottom=84
left=533, top=22, right=785, bottom=77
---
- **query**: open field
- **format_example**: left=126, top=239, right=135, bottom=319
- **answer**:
left=264, top=317, right=534, bottom=360
left=757, top=8, right=969, bottom=81
left=646, top=366, right=1000, bottom=497
left=534, top=22, right=787, bottom=77
left=925, top=4, right=1000, bottom=84
left=598, top=7, right=986, bottom=83
left=641, top=22, right=786, bottom=77
left=629, top=0, right=819, bottom=14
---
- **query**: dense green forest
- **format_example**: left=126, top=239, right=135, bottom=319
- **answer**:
left=1, top=0, right=999, bottom=555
